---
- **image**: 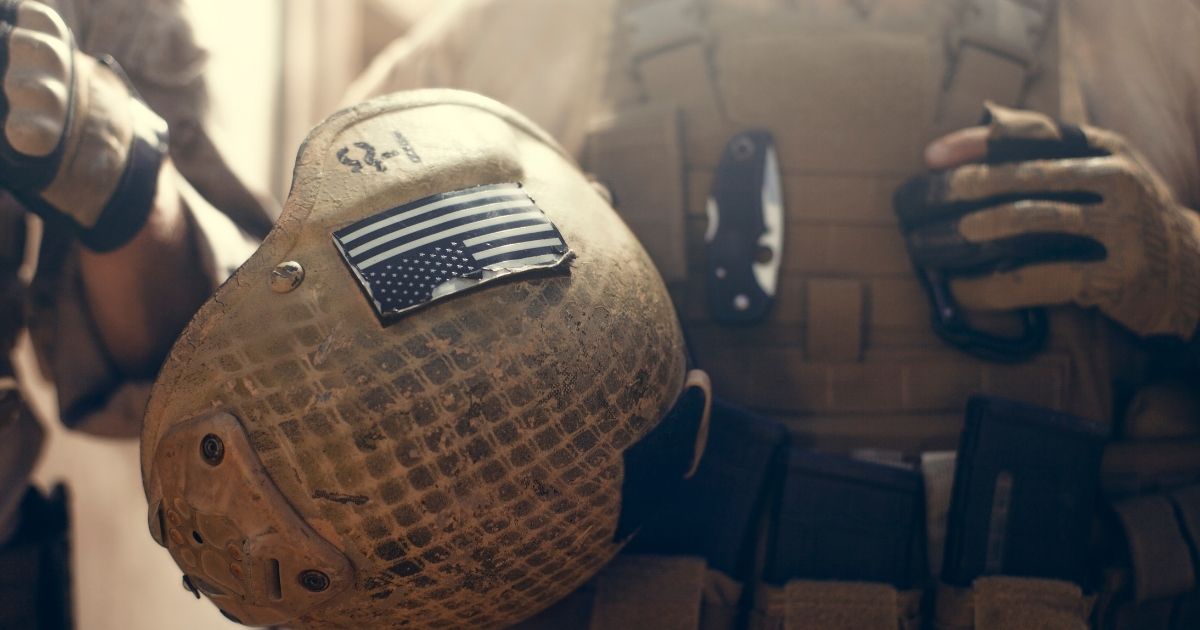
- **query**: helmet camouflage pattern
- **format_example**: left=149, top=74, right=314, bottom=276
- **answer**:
left=140, top=90, right=709, bottom=628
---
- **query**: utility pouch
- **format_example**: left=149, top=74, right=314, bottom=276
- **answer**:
left=627, top=399, right=789, bottom=584
left=942, top=396, right=1107, bottom=588
left=0, top=485, right=73, bottom=630
left=749, top=449, right=926, bottom=630
left=765, top=448, right=927, bottom=590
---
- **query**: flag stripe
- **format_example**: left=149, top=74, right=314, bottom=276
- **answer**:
left=350, top=211, right=549, bottom=262
left=473, top=237, right=565, bottom=261
left=348, top=198, right=537, bottom=257
left=358, top=213, right=549, bottom=269
left=461, top=229, right=560, bottom=258
left=483, top=252, right=562, bottom=270
left=340, top=184, right=522, bottom=243
left=462, top=222, right=556, bottom=247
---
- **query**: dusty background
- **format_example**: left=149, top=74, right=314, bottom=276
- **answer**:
left=25, top=1, right=436, bottom=627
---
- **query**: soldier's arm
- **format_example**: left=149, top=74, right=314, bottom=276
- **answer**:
left=0, top=1, right=250, bottom=379
left=0, top=1, right=261, bottom=434
left=77, top=161, right=211, bottom=377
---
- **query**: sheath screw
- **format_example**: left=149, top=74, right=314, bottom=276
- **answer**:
left=299, top=570, right=331, bottom=593
left=271, top=261, right=305, bottom=293
left=200, top=434, right=225, bottom=466
left=731, top=135, right=756, bottom=161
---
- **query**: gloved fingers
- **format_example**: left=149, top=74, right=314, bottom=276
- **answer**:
left=11, top=1, right=65, bottom=36
left=0, top=1, right=71, bottom=160
left=894, top=156, right=1112, bottom=229
left=982, top=102, right=1109, bottom=163
left=906, top=212, right=1105, bottom=275
left=948, top=262, right=1086, bottom=312
left=955, top=200, right=1091, bottom=243
left=3, top=31, right=70, bottom=157
left=925, top=125, right=989, bottom=170
left=906, top=200, right=1106, bottom=273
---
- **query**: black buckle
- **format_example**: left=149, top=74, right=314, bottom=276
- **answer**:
left=919, top=267, right=1048, bottom=363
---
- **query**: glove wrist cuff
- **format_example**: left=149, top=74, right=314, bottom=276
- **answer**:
left=75, top=96, right=168, bottom=251
left=32, top=57, right=170, bottom=252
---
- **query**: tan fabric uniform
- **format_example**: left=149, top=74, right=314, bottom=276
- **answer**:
left=348, top=0, right=1200, bottom=628
left=346, top=0, right=1200, bottom=446
left=0, top=0, right=261, bottom=542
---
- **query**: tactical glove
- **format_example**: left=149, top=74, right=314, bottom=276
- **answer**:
left=0, top=0, right=168, bottom=251
left=895, top=103, right=1200, bottom=340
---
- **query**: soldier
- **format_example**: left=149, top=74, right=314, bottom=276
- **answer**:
left=333, top=1, right=1200, bottom=629
left=0, top=0, right=270, bottom=627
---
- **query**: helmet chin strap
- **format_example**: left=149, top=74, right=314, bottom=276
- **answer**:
left=613, top=369, right=712, bottom=542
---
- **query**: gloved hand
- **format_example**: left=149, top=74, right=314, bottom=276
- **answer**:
left=0, top=0, right=168, bottom=251
left=894, top=102, right=1200, bottom=340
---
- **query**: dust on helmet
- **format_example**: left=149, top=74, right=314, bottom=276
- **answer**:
left=140, top=89, right=710, bottom=628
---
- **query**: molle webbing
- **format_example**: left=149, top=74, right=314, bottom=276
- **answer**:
left=937, top=0, right=1061, bottom=134
left=512, top=556, right=744, bottom=630
left=934, top=577, right=1092, bottom=630
left=1106, top=487, right=1200, bottom=616
left=583, top=0, right=1111, bottom=453
left=751, top=580, right=922, bottom=630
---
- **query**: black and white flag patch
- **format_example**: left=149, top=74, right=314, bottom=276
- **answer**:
left=333, top=183, right=571, bottom=318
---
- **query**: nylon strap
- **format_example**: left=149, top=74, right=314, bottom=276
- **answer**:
left=938, top=0, right=1058, bottom=131
left=589, top=555, right=707, bottom=630
left=1171, top=485, right=1200, bottom=567
left=513, top=556, right=743, bottom=630
left=619, top=0, right=1058, bottom=128
left=753, top=580, right=922, bottom=630
left=1112, top=495, right=1197, bottom=602
left=621, top=0, right=705, bottom=61
left=972, top=577, right=1091, bottom=630
left=935, top=577, right=1093, bottom=630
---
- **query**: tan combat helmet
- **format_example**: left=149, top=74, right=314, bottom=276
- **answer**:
left=140, top=89, right=711, bottom=628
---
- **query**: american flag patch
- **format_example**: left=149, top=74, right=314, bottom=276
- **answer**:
left=333, top=183, right=571, bottom=318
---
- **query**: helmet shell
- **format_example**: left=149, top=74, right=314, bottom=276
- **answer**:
left=142, top=90, right=687, bottom=628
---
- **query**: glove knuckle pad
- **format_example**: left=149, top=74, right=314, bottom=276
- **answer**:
left=3, top=71, right=67, bottom=139
left=13, top=1, right=69, bottom=42
left=5, top=110, right=61, bottom=156
left=6, top=29, right=69, bottom=77
left=1101, top=158, right=1141, bottom=190
left=5, top=69, right=66, bottom=106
